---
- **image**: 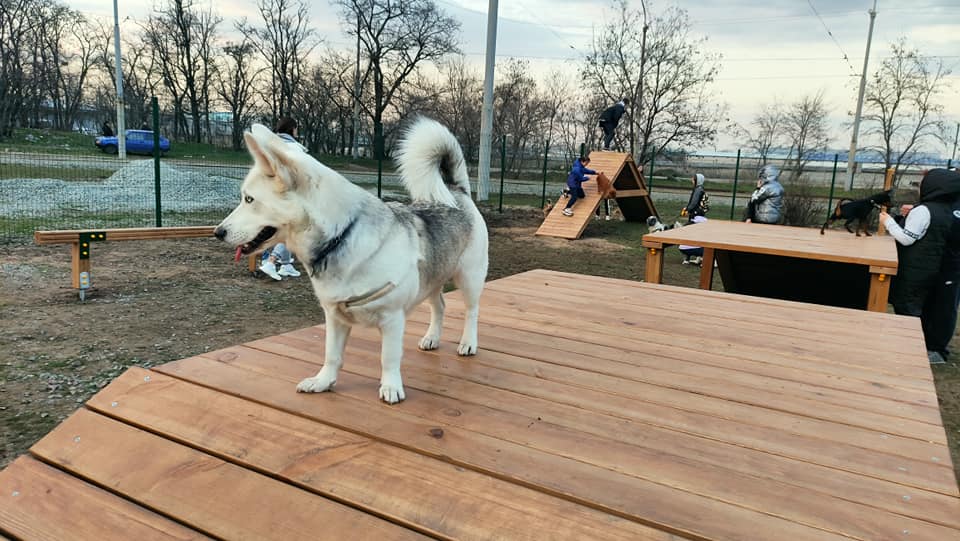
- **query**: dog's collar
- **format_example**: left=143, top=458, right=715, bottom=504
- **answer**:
left=310, top=219, right=357, bottom=274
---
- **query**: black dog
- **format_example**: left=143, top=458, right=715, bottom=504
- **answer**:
left=820, top=189, right=893, bottom=236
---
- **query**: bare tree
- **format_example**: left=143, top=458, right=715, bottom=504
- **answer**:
left=216, top=40, right=262, bottom=150
left=335, top=0, right=460, bottom=157
left=420, top=56, right=482, bottom=160
left=0, top=0, right=33, bottom=136
left=783, top=91, right=831, bottom=181
left=745, top=101, right=785, bottom=165
left=97, top=24, right=163, bottom=130
left=142, top=0, right=221, bottom=142
left=239, top=0, right=316, bottom=123
left=860, top=38, right=950, bottom=184
left=493, top=59, right=549, bottom=176
left=582, top=2, right=725, bottom=162
left=34, top=4, right=98, bottom=130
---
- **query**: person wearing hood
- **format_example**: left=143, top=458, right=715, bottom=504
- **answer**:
left=880, top=168, right=960, bottom=364
left=744, top=164, right=785, bottom=224
left=598, top=100, right=626, bottom=151
left=682, top=173, right=709, bottom=223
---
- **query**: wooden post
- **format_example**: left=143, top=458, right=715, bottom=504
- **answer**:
left=877, top=167, right=895, bottom=236
left=698, top=248, right=715, bottom=290
left=70, top=242, right=91, bottom=289
left=644, top=245, right=664, bottom=284
left=867, top=271, right=891, bottom=312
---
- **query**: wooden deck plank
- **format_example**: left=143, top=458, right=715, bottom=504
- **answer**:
left=0, top=456, right=208, bottom=541
left=483, top=276, right=927, bottom=375
left=406, top=311, right=934, bottom=411
left=244, top=333, right=960, bottom=529
left=464, top=288, right=941, bottom=422
left=87, top=367, right=671, bottom=541
left=257, top=331, right=957, bottom=498
left=470, top=282, right=932, bottom=383
left=29, top=410, right=429, bottom=541
left=499, top=270, right=921, bottom=344
left=155, top=355, right=862, bottom=541
left=642, top=220, right=898, bottom=269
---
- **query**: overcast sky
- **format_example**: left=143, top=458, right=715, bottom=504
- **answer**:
left=72, top=0, right=959, bottom=153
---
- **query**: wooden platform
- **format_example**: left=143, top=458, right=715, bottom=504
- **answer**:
left=536, top=151, right=657, bottom=239
left=643, top=220, right=899, bottom=311
left=2, top=270, right=958, bottom=540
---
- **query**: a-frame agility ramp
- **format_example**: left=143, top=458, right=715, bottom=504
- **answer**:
left=536, top=151, right=658, bottom=239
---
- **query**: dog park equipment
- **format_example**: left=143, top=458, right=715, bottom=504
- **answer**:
left=35, top=226, right=215, bottom=299
left=643, top=220, right=899, bottom=312
left=1, top=269, right=957, bottom=539
left=536, top=151, right=658, bottom=239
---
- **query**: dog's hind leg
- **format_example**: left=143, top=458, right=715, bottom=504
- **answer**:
left=418, top=288, right=444, bottom=351
left=378, top=310, right=406, bottom=404
left=454, top=268, right=484, bottom=356
left=297, top=311, right=352, bottom=394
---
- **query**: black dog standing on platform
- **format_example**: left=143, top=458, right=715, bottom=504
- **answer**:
left=820, top=189, right=893, bottom=236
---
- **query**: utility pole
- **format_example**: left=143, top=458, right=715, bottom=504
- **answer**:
left=633, top=0, right=648, bottom=159
left=352, top=13, right=361, bottom=159
left=952, top=122, right=959, bottom=165
left=845, top=0, right=877, bottom=190
left=477, top=0, right=498, bottom=201
left=112, top=0, right=126, bottom=159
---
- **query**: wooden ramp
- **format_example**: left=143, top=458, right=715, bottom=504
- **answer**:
left=1, top=270, right=959, bottom=540
left=536, top=151, right=658, bottom=239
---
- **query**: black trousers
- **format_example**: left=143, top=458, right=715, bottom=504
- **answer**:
left=600, top=122, right=616, bottom=149
left=893, top=278, right=960, bottom=357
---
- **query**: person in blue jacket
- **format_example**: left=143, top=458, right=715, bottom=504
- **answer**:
left=562, top=156, right=597, bottom=216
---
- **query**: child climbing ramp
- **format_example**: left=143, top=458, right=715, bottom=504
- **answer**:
left=536, top=151, right=658, bottom=240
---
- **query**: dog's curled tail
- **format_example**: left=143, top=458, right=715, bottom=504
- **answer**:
left=396, top=117, right=471, bottom=207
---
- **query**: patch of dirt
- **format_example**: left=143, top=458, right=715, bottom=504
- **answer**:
left=1, top=206, right=958, bottom=484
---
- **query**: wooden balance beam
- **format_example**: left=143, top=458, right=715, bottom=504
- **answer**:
left=35, top=226, right=218, bottom=297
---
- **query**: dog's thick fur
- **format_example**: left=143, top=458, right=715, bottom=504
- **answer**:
left=214, top=118, right=488, bottom=403
left=820, top=189, right=893, bottom=236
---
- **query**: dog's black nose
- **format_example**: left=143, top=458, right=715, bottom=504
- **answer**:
left=213, top=227, right=227, bottom=240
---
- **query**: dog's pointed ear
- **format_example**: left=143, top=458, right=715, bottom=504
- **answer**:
left=244, top=124, right=300, bottom=192
left=244, top=124, right=279, bottom=177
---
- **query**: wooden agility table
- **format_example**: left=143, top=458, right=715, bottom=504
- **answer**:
left=642, top=220, right=899, bottom=312
left=1, top=270, right=956, bottom=540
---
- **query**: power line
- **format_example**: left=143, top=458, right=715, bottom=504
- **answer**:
left=806, top=0, right=856, bottom=73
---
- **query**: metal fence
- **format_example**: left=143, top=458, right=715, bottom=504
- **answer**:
left=1, top=143, right=953, bottom=242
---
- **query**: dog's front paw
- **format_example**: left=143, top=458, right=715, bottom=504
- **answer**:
left=457, top=341, right=478, bottom=356
left=418, top=335, right=440, bottom=351
left=379, top=381, right=406, bottom=404
left=297, top=373, right=337, bottom=393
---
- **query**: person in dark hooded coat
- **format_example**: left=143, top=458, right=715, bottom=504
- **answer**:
left=880, top=168, right=960, bottom=364
left=683, top=173, right=709, bottom=222
left=598, top=100, right=626, bottom=151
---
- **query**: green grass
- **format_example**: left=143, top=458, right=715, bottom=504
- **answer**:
left=0, top=163, right=115, bottom=181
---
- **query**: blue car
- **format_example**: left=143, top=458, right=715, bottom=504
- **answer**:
left=94, top=130, right=171, bottom=155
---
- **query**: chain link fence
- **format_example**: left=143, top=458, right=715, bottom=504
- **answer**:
left=1, top=141, right=953, bottom=242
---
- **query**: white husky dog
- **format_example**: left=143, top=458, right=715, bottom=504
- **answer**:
left=214, top=118, right=488, bottom=403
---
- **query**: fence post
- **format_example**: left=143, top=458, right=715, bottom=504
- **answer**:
left=648, top=146, right=656, bottom=193
left=374, top=121, right=383, bottom=199
left=579, top=142, right=586, bottom=159
left=730, top=149, right=741, bottom=220
left=499, top=137, right=505, bottom=213
left=540, top=140, right=550, bottom=209
left=152, top=97, right=162, bottom=227
left=826, top=153, right=839, bottom=221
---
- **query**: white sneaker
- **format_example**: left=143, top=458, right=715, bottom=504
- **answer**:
left=562, top=208, right=573, bottom=216
left=605, top=215, right=611, bottom=221
left=259, top=262, right=282, bottom=281
left=278, top=263, right=300, bottom=277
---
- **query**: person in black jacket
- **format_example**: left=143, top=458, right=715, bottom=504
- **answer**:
left=598, top=100, right=626, bottom=151
left=880, top=168, right=960, bottom=364
left=682, top=173, right=709, bottom=222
